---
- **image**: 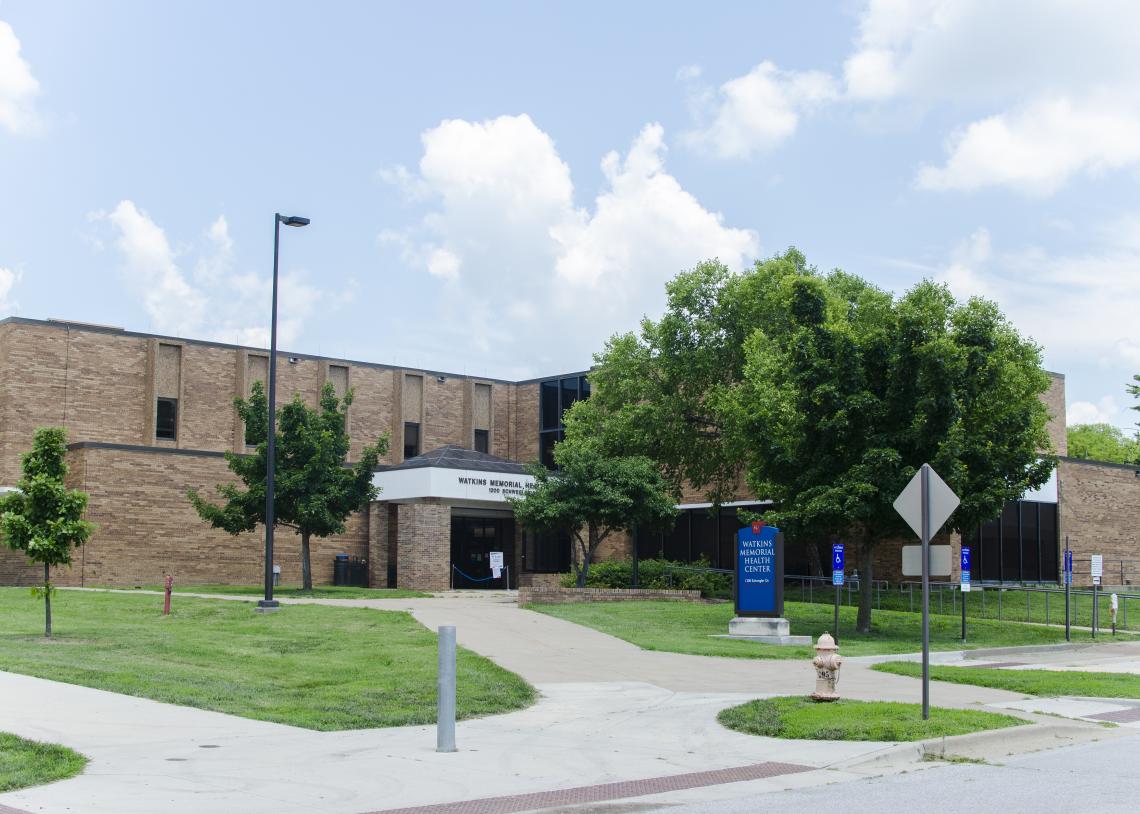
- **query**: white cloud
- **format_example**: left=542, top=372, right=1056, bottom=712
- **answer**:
left=681, top=61, right=838, bottom=159
left=917, top=95, right=1140, bottom=195
left=379, top=115, right=758, bottom=374
left=0, top=265, right=20, bottom=312
left=1068, top=397, right=1122, bottom=427
left=844, top=1, right=1140, bottom=104
left=840, top=1, right=1140, bottom=194
left=96, top=201, right=329, bottom=347
left=0, top=20, right=41, bottom=135
left=936, top=226, right=1140, bottom=370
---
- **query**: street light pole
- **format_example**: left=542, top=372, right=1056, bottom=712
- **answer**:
left=258, top=213, right=309, bottom=611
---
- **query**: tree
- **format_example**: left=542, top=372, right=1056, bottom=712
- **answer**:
left=509, top=429, right=676, bottom=588
left=0, top=428, right=94, bottom=637
left=583, top=249, right=1054, bottom=631
left=189, top=381, right=388, bottom=590
left=1130, top=374, right=1140, bottom=427
left=1067, top=423, right=1140, bottom=465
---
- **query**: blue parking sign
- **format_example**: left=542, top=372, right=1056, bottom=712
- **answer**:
left=832, top=543, right=844, bottom=586
left=961, top=546, right=971, bottom=573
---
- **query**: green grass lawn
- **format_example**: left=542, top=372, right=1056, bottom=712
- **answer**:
left=786, top=582, right=1136, bottom=632
left=0, top=589, right=533, bottom=730
left=127, top=584, right=430, bottom=599
left=528, top=599, right=1082, bottom=659
left=717, top=696, right=1024, bottom=741
left=0, top=732, right=87, bottom=792
left=874, top=661, right=1140, bottom=699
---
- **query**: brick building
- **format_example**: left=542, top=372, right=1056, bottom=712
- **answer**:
left=0, top=317, right=1136, bottom=590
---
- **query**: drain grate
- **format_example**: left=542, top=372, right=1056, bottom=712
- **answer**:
left=359, top=761, right=813, bottom=814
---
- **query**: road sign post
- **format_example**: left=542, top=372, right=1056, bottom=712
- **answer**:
left=832, top=543, right=844, bottom=645
left=1064, top=543, right=1072, bottom=641
left=893, top=463, right=959, bottom=721
left=960, top=546, right=971, bottom=642
left=1091, top=554, right=1103, bottom=638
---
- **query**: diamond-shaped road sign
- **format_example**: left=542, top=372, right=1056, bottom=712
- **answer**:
left=893, top=464, right=960, bottom=540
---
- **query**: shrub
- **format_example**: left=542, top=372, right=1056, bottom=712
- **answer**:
left=557, top=558, right=732, bottom=598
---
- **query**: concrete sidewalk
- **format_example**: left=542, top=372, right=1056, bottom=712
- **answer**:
left=0, top=590, right=1127, bottom=814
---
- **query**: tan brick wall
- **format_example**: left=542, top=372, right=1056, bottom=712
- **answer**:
left=367, top=502, right=389, bottom=587
left=512, top=383, right=540, bottom=464
left=1043, top=372, right=1067, bottom=456
left=396, top=502, right=450, bottom=591
left=43, top=444, right=370, bottom=588
left=1059, top=457, right=1140, bottom=586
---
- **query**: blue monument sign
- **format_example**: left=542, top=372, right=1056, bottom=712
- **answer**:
left=735, top=521, right=784, bottom=617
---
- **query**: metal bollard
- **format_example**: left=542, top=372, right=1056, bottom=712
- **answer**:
left=163, top=574, right=173, bottom=616
left=437, top=625, right=457, bottom=752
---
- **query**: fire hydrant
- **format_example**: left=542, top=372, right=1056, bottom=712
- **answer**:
left=811, top=632, right=842, bottom=702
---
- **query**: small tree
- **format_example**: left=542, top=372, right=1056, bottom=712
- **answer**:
left=0, top=427, right=94, bottom=637
left=1067, top=423, right=1140, bottom=465
left=509, top=430, right=676, bottom=588
left=189, top=381, right=388, bottom=590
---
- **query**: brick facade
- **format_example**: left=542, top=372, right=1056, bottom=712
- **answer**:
left=396, top=502, right=451, bottom=591
left=0, top=318, right=531, bottom=590
left=1059, top=457, right=1140, bottom=586
left=1, top=317, right=1134, bottom=592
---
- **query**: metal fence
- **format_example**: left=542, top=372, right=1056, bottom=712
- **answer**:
left=784, top=573, right=1140, bottom=634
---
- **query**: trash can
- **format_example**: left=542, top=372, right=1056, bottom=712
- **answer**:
left=349, top=557, right=368, bottom=588
left=333, top=554, right=350, bottom=586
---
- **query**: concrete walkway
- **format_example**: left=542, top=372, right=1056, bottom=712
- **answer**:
left=0, top=590, right=1128, bottom=814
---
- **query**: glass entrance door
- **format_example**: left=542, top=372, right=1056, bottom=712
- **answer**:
left=450, top=516, right=515, bottom=589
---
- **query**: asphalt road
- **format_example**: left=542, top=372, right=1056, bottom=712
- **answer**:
left=640, top=731, right=1140, bottom=814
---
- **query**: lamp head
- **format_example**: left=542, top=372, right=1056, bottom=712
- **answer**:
left=278, top=215, right=310, bottom=227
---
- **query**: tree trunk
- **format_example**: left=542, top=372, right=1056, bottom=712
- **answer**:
left=43, top=563, right=52, bottom=639
left=301, top=531, right=313, bottom=592
left=856, top=533, right=874, bottom=634
left=808, top=539, right=825, bottom=578
left=576, top=531, right=591, bottom=588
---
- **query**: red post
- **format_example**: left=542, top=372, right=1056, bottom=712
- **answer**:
left=163, top=575, right=173, bottom=615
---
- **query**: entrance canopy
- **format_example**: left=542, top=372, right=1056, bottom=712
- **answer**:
left=371, top=445, right=535, bottom=505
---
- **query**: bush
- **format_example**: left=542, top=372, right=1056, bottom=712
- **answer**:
left=558, top=558, right=732, bottom=598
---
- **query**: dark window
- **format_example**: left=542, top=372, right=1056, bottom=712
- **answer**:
left=560, top=377, right=580, bottom=419
left=1039, top=502, right=1059, bottom=581
left=156, top=398, right=177, bottom=440
left=403, top=422, right=420, bottom=459
left=538, top=375, right=590, bottom=469
left=540, top=381, right=560, bottom=430
left=474, top=429, right=489, bottom=454
left=539, top=431, right=562, bottom=469
left=524, top=530, right=571, bottom=573
left=1001, top=501, right=1021, bottom=581
left=664, top=513, right=690, bottom=562
left=979, top=521, right=1000, bottom=582
left=691, top=510, right=718, bottom=564
left=1021, top=501, right=1040, bottom=580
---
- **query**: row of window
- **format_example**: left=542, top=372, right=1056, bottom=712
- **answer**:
left=539, top=375, right=590, bottom=468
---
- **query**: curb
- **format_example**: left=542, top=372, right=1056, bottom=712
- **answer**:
left=829, top=714, right=1127, bottom=773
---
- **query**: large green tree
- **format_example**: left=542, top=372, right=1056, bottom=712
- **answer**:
left=582, top=249, right=1054, bottom=631
left=509, top=431, right=676, bottom=588
left=0, top=427, right=94, bottom=637
left=1067, top=423, right=1140, bottom=465
left=189, top=381, right=387, bottom=590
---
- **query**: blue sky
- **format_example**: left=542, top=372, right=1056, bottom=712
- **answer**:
left=1, top=1, right=1138, bottom=431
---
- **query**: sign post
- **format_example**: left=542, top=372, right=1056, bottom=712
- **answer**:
left=959, top=546, right=971, bottom=642
left=832, top=543, right=844, bottom=645
left=728, top=521, right=808, bottom=644
left=1064, top=543, right=1072, bottom=642
left=893, top=463, right=960, bottom=721
left=1091, top=554, right=1103, bottom=638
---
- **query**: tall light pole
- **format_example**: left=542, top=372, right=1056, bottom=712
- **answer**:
left=258, top=213, right=310, bottom=611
